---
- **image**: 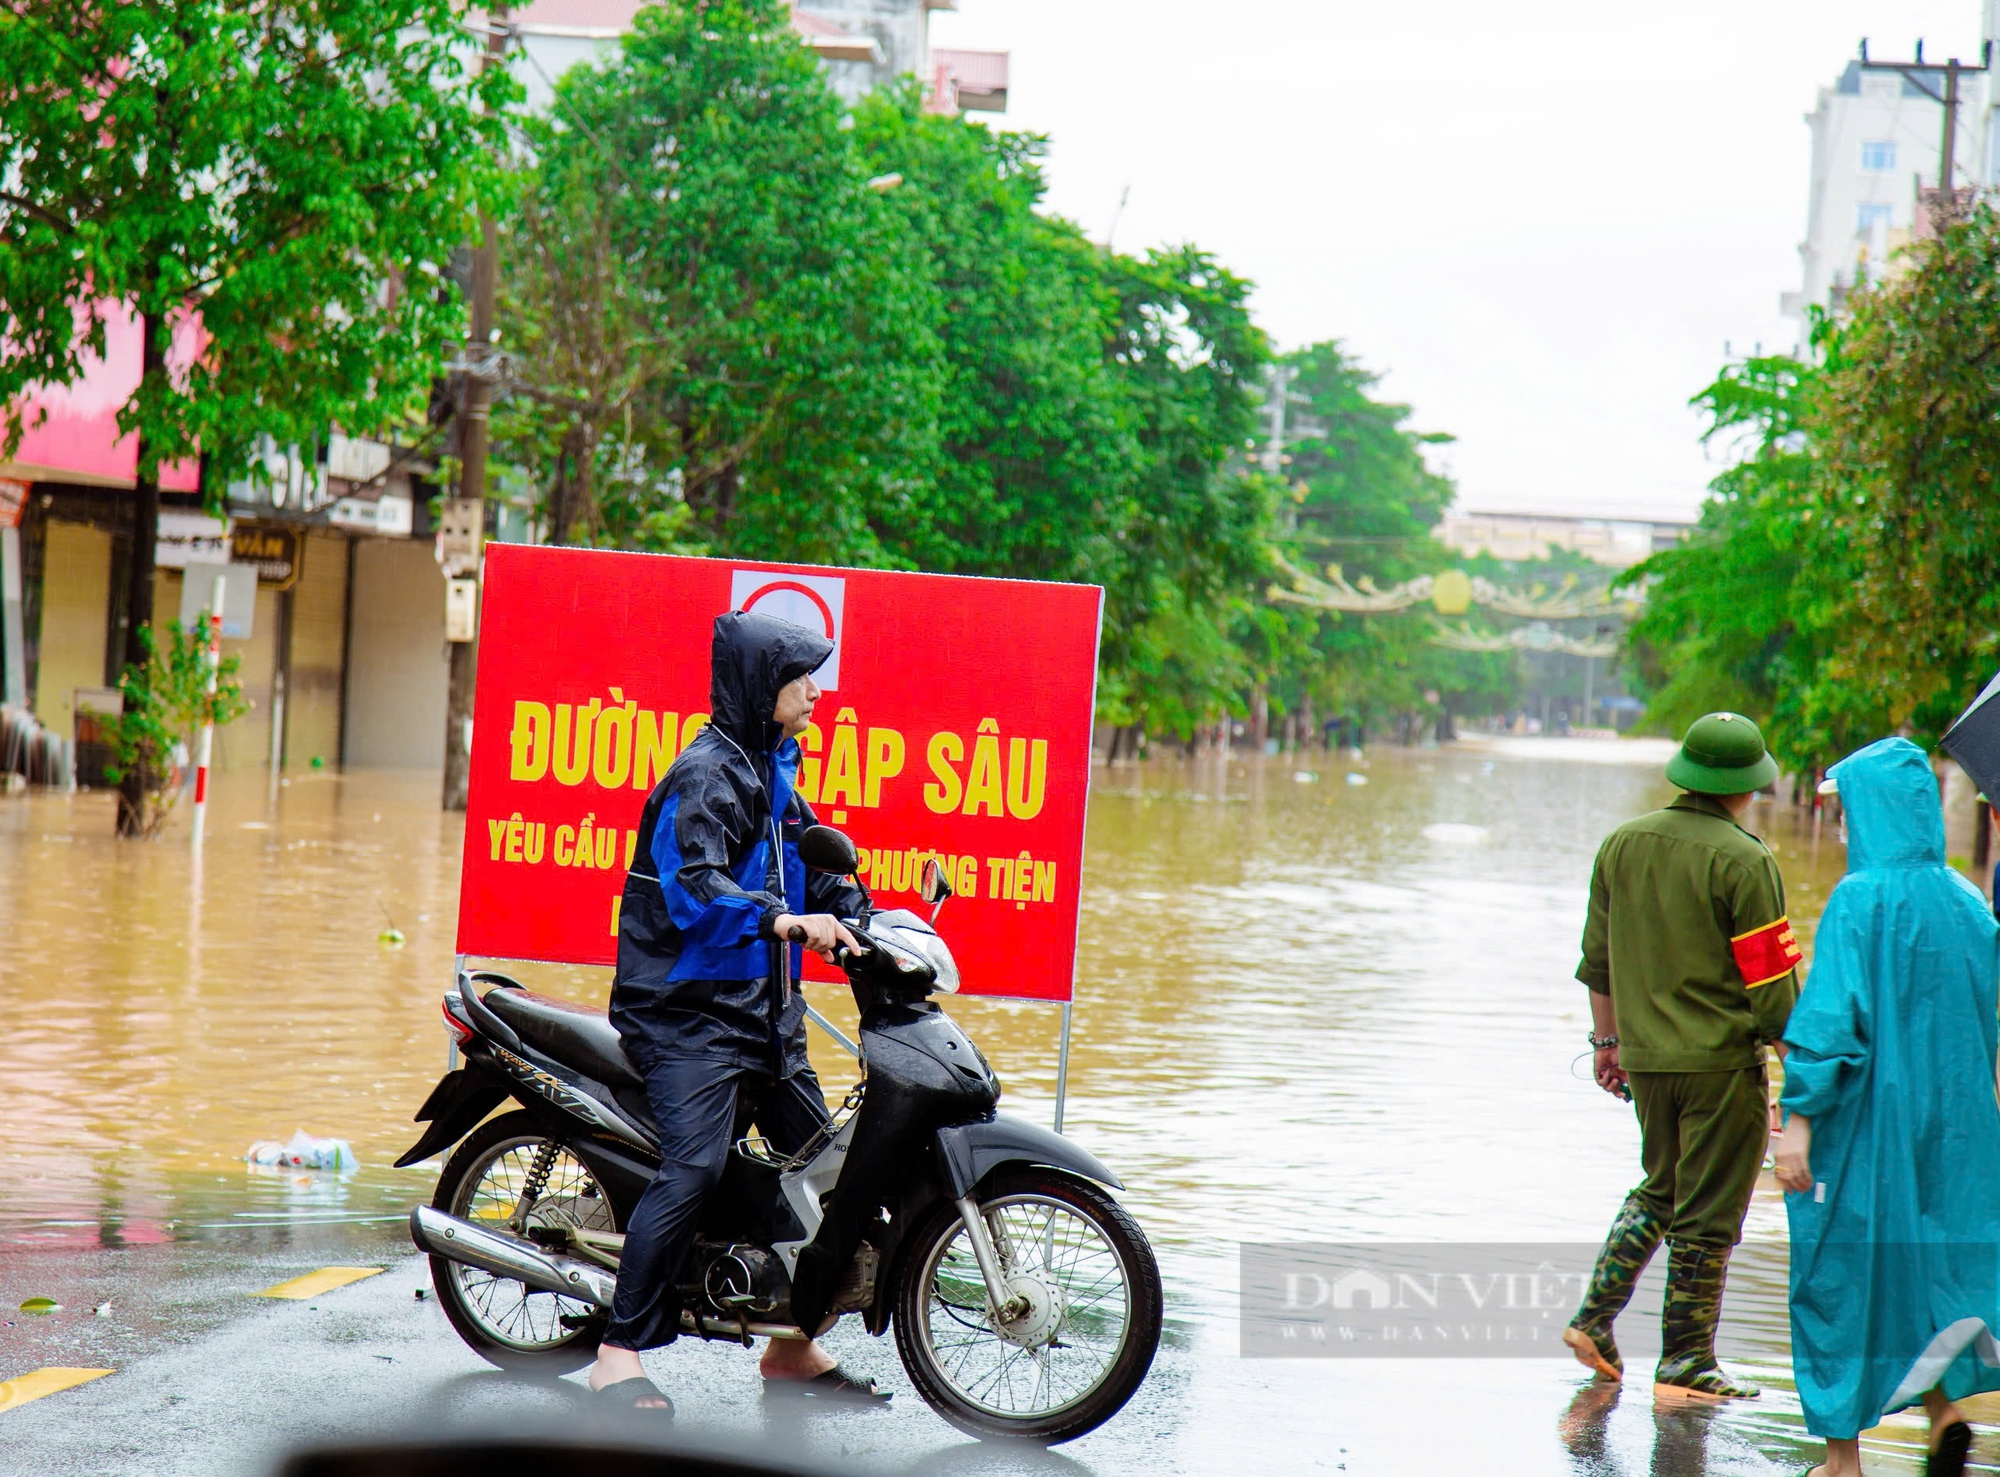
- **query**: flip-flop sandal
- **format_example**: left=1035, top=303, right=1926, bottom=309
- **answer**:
left=764, top=1364, right=893, bottom=1403
left=595, top=1376, right=674, bottom=1415
left=1929, top=1419, right=1973, bottom=1477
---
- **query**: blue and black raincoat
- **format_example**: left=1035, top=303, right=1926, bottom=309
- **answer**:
left=610, top=610, right=868, bottom=1078
left=1783, top=736, right=2000, bottom=1437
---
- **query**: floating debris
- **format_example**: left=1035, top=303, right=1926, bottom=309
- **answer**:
left=1421, top=823, right=1490, bottom=846
left=1292, top=771, right=1318, bottom=784
left=19, top=1298, right=58, bottom=1315
left=246, top=1132, right=358, bottom=1172
left=1345, top=772, right=1369, bottom=787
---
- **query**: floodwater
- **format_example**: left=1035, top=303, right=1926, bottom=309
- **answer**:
left=3, top=739, right=1991, bottom=1472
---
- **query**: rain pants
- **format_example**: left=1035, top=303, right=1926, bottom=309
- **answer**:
left=1782, top=736, right=2000, bottom=1438
left=604, top=609, right=869, bottom=1351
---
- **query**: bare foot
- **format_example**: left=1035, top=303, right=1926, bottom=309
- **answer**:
left=1931, top=1402, right=1968, bottom=1450
left=760, top=1336, right=837, bottom=1381
left=589, top=1343, right=668, bottom=1408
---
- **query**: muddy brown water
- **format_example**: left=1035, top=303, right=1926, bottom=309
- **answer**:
left=4, top=738, right=1989, bottom=1470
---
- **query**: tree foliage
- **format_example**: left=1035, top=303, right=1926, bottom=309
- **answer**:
left=1625, top=203, right=2000, bottom=775
left=0, top=0, right=507, bottom=489
left=495, top=29, right=1282, bottom=737
left=1252, top=342, right=1519, bottom=733
left=492, top=0, right=938, bottom=561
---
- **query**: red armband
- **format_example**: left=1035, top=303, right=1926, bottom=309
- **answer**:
left=1732, top=916, right=1802, bottom=988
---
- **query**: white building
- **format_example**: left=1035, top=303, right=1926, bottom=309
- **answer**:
left=509, top=0, right=1005, bottom=115
left=1783, top=9, right=2000, bottom=327
left=1434, top=511, right=1690, bottom=570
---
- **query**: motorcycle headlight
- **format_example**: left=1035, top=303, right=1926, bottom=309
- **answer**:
left=879, top=925, right=961, bottom=994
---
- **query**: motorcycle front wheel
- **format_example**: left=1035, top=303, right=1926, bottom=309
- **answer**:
left=893, top=1168, right=1163, bottom=1444
left=428, top=1111, right=619, bottom=1372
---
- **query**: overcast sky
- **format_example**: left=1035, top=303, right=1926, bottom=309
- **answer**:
left=927, top=0, right=1989, bottom=521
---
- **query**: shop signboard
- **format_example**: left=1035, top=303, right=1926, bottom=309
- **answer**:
left=456, top=546, right=1102, bottom=1003
left=229, top=523, right=302, bottom=589
left=155, top=511, right=231, bottom=569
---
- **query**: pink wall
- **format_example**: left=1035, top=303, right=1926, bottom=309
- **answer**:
left=6, top=301, right=201, bottom=492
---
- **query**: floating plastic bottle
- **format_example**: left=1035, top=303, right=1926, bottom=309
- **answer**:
left=245, top=1130, right=358, bottom=1172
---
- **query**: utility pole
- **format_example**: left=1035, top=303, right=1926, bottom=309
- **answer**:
left=1259, top=363, right=1293, bottom=478
left=1860, top=39, right=1992, bottom=224
left=442, top=5, right=508, bottom=813
left=1942, top=56, right=1963, bottom=199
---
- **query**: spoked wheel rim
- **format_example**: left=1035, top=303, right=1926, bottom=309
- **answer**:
left=912, top=1191, right=1135, bottom=1421
left=445, top=1134, right=613, bottom=1352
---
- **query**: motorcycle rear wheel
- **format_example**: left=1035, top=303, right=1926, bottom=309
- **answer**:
left=893, top=1168, right=1163, bottom=1444
left=428, top=1112, right=617, bottom=1372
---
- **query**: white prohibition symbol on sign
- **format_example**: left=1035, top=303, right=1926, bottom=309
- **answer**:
left=729, top=569, right=847, bottom=691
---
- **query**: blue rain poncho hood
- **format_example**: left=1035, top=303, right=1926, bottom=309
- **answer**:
left=1781, top=736, right=2000, bottom=1438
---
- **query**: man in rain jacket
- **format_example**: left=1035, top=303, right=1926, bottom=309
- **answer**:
left=1564, top=712, right=1801, bottom=1399
left=586, top=610, right=876, bottom=1409
left=1774, top=737, right=2000, bottom=1477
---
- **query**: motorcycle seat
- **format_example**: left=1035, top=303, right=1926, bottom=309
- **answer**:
left=481, top=987, right=644, bottom=1091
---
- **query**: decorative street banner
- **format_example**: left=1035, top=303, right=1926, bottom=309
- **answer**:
left=457, top=546, right=1103, bottom=1002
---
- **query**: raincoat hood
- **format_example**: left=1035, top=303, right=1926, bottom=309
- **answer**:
left=708, top=610, right=833, bottom=756
left=1828, top=737, right=1945, bottom=872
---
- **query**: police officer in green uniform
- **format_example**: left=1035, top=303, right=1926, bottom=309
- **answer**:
left=1563, top=713, right=1802, bottom=1400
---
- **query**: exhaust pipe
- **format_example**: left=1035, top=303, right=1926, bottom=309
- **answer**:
left=410, top=1205, right=617, bottom=1309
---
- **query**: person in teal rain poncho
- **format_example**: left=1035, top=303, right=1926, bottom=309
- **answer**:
left=1774, top=737, right=2000, bottom=1477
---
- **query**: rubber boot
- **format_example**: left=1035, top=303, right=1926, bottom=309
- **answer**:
left=1563, top=1190, right=1664, bottom=1382
left=1654, top=1240, right=1759, bottom=1399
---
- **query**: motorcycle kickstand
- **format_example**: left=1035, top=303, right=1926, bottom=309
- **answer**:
left=954, top=1195, right=1029, bottom=1324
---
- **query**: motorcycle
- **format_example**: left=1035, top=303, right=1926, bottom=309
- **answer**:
left=398, top=825, right=1162, bottom=1444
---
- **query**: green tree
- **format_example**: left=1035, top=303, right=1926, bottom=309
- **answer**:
left=1094, top=246, right=1275, bottom=738
left=1262, top=340, right=1514, bottom=738
left=1810, top=204, right=2000, bottom=746
left=1619, top=350, right=1844, bottom=768
left=850, top=88, right=1135, bottom=583
left=493, top=0, right=940, bottom=564
left=0, top=0, right=506, bottom=830
left=849, top=91, right=1279, bottom=738
left=1626, top=205, right=2000, bottom=776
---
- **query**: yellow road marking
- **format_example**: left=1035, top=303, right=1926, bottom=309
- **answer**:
left=0, top=1367, right=112, bottom=1411
left=257, top=1266, right=383, bottom=1300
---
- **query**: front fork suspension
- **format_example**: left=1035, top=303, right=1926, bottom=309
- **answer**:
left=954, top=1195, right=1030, bottom=1323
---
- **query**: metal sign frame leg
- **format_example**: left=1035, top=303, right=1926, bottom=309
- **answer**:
left=448, top=953, right=467, bottom=1071
left=804, top=1003, right=862, bottom=1059
left=1053, top=1001, right=1073, bottom=1135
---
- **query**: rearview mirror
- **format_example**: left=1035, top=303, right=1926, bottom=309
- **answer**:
left=798, top=825, right=860, bottom=875
left=918, top=856, right=954, bottom=906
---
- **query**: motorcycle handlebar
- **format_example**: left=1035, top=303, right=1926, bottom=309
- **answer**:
left=782, top=919, right=869, bottom=962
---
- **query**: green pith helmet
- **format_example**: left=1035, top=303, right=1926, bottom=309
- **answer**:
left=1665, top=712, right=1779, bottom=796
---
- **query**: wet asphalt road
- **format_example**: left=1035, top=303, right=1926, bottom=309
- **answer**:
left=0, top=1229, right=1819, bottom=1477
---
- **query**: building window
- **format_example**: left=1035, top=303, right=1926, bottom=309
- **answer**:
left=1858, top=201, right=1895, bottom=232
left=1862, top=139, right=1897, bottom=171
